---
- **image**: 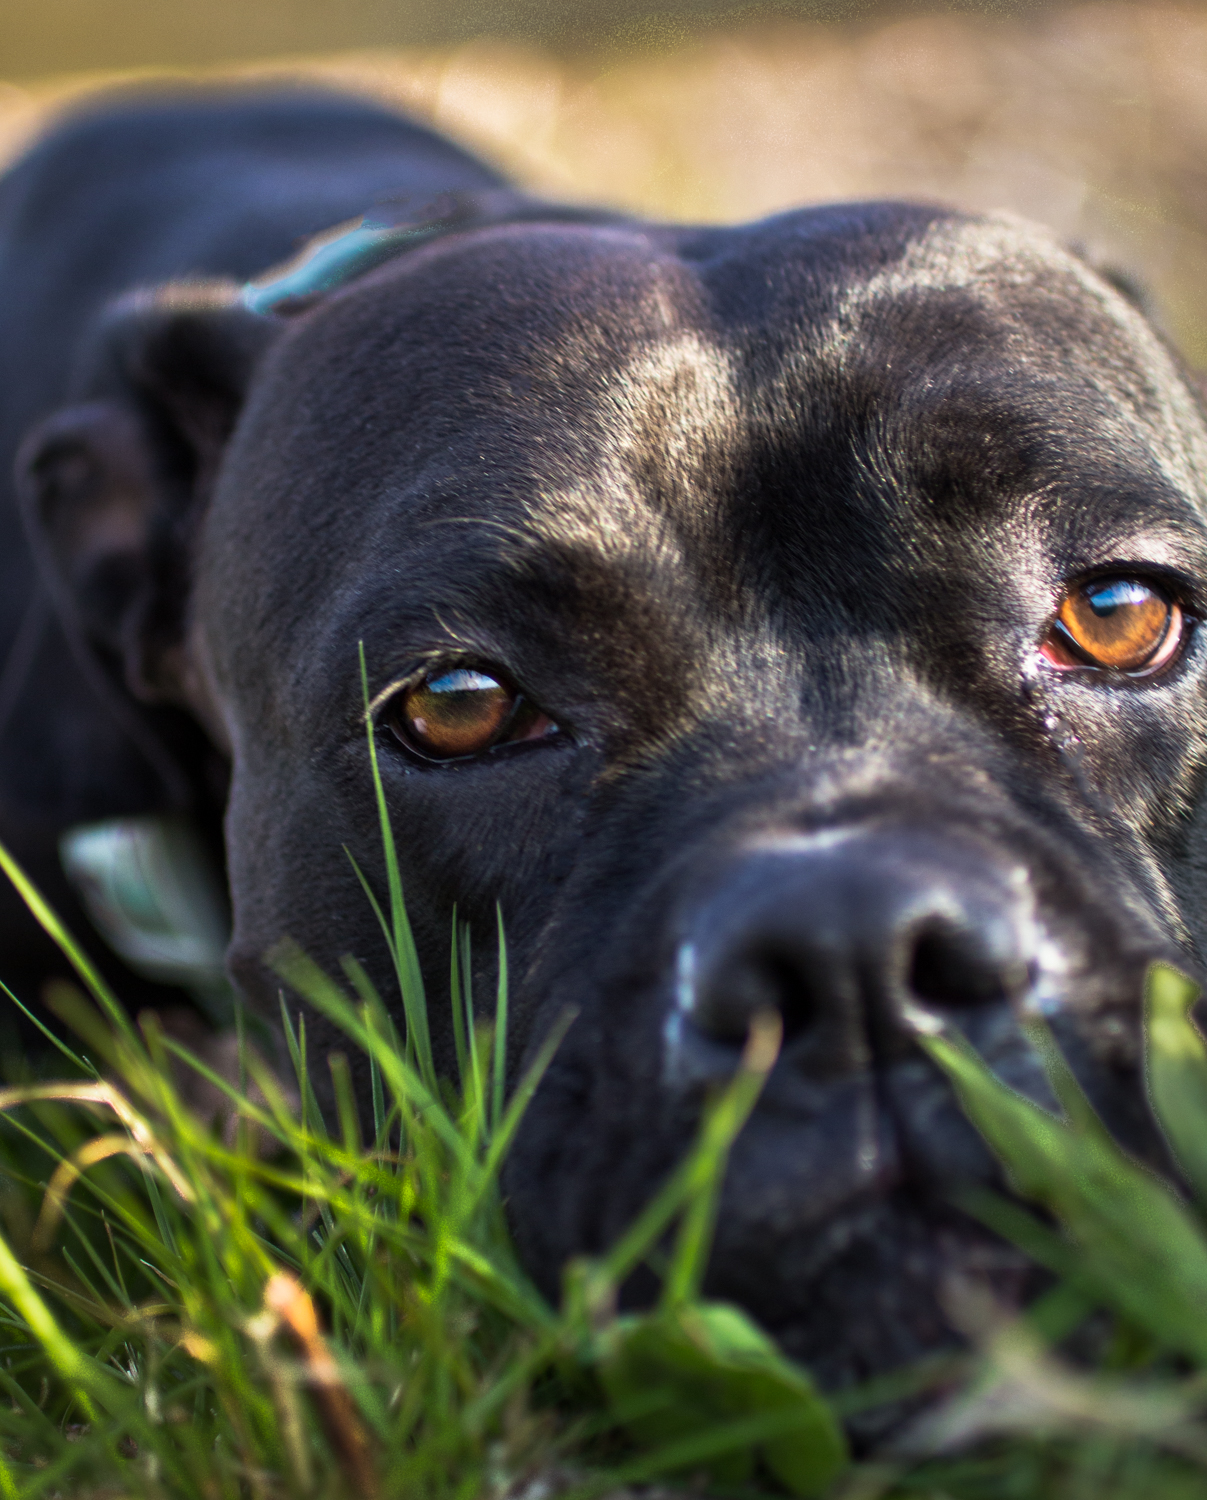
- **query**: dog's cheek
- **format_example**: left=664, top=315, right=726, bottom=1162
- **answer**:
left=223, top=738, right=599, bottom=1055
left=1021, top=666, right=1207, bottom=942
left=367, top=744, right=596, bottom=923
left=1163, top=754, right=1207, bottom=964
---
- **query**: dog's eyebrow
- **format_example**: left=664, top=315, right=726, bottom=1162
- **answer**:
left=514, top=483, right=684, bottom=566
left=1041, top=483, right=1207, bottom=562
left=1060, top=522, right=1207, bottom=567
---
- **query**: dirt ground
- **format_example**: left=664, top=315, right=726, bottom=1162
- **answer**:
left=5, top=3, right=1207, bottom=361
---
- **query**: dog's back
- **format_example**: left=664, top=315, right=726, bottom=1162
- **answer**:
left=0, top=89, right=503, bottom=1012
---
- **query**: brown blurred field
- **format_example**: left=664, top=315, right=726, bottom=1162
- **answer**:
left=6, top=4, right=1207, bottom=359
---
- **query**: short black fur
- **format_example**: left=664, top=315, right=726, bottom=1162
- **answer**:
left=7, top=88, right=1207, bottom=1417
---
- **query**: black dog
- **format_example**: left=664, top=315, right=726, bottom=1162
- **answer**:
left=6, top=86, right=1205, bottom=1402
left=0, top=87, right=506, bottom=1011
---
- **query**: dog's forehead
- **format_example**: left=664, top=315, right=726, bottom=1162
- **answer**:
left=751, top=212, right=1205, bottom=471
left=246, top=208, right=1205, bottom=509
left=207, top=209, right=1207, bottom=696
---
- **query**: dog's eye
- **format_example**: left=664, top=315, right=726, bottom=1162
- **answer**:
left=1041, top=577, right=1184, bottom=675
left=384, top=668, right=555, bottom=761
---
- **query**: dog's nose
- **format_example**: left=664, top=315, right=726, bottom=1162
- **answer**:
left=681, top=829, right=1035, bottom=1075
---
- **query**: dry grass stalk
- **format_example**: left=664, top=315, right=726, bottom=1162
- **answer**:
left=263, top=1271, right=379, bottom=1498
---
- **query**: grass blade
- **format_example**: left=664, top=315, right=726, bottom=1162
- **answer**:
left=911, top=1004, right=1207, bottom=1366
left=358, top=642, right=434, bottom=1091
left=1145, top=961, right=1207, bottom=1206
left=492, top=906, right=508, bottom=1136
left=0, top=838, right=137, bottom=1047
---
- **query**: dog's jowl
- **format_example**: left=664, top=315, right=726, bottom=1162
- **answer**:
left=5, top=87, right=1207, bottom=1399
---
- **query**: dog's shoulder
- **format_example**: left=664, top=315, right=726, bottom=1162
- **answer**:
left=0, top=87, right=504, bottom=293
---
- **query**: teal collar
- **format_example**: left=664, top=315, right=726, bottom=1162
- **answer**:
left=242, top=189, right=624, bottom=315
left=59, top=815, right=234, bottom=1025
left=242, top=189, right=503, bottom=314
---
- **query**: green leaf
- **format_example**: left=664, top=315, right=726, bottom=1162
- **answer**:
left=597, top=1300, right=848, bottom=1496
left=916, top=1009, right=1207, bottom=1367
left=1146, top=961, right=1207, bottom=1207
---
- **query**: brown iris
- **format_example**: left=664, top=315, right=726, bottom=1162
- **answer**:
left=386, top=667, right=553, bottom=761
left=1042, top=577, right=1183, bottom=674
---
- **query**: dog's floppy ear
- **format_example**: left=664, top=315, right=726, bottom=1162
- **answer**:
left=17, top=282, right=279, bottom=719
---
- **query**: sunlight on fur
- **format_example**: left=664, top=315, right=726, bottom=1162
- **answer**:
left=3, top=4, right=1207, bottom=359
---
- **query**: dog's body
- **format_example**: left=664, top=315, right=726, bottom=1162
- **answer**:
left=5, top=89, right=1207, bottom=1399
left=0, top=89, right=504, bottom=1009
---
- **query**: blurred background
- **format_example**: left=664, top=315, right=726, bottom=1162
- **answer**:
left=3, top=1, right=1207, bottom=358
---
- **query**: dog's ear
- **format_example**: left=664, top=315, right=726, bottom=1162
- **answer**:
left=17, top=283, right=279, bottom=720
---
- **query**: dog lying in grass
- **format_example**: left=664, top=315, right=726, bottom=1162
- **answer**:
left=1, top=84, right=1201, bottom=1404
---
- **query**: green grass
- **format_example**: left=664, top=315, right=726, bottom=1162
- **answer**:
left=0, top=837, right=845, bottom=1498
left=0, top=705, right=1205, bottom=1494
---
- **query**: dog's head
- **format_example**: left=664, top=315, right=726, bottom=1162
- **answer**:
left=19, top=200, right=1207, bottom=1393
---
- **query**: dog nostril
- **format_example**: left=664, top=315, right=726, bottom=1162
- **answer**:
left=697, top=950, right=816, bottom=1047
left=907, top=922, right=1028, bottom=1008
